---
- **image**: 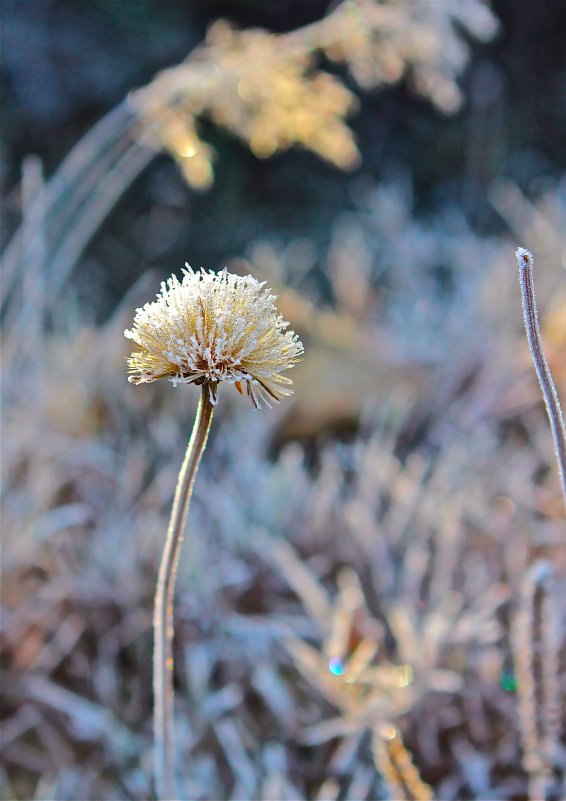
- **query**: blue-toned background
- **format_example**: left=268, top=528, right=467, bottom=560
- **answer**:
left=1, top=2, right=565, bottom=800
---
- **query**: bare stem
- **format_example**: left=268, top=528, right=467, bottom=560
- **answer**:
left=153, top=384, right=214, bottom=799
left=516, top=247, right=566, bottom=511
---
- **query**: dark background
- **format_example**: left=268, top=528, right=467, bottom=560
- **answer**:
left=2, top=0, right=565, bottom=316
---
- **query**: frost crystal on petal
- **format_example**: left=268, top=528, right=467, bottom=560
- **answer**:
left=124, top=266, right=304, bottom=408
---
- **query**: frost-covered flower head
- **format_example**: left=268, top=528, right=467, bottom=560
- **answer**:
left=125, top=266, right=303, bottom=408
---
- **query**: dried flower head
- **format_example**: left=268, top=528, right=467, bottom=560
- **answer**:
left=124, top=266, right=303, bottom=408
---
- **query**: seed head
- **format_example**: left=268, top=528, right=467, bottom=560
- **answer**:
left=124, top=266, right=303, bottom=407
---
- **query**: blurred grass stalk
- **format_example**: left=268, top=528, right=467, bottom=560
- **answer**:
left=512, top=561, right=561, bottom=801
left=372, top=726, right=434, bottom=801
left=0, top=102, right=152, bottom=323
left=153, top=386, right=214, bottom=799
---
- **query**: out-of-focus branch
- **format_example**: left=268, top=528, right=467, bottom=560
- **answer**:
left=132, top=0, right=497, bottom=188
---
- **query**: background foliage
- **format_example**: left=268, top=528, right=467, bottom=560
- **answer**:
left=1, top=2, right=565, bottom=800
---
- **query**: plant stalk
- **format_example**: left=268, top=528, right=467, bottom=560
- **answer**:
left=153, top=384, right=214, bottom=799
left=516, top=248, right=566, bottom=510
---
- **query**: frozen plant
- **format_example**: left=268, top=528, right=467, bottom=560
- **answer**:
left=124, top=266, right=303, bottom=799
left=516, top=248, right=566, bottom=508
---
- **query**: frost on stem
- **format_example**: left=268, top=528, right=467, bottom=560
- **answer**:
left=516, top=247, right=566, bottom=509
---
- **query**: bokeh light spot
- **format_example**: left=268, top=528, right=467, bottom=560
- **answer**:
left=499, top=669, right=518, bottom=692
left=328, top=656, right=345, bottom=676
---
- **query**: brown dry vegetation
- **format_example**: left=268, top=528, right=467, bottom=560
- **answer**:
left=1, top=3, right=566, bottom=799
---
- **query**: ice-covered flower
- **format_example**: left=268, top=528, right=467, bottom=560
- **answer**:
left=124, top=266, right=303, bottom=407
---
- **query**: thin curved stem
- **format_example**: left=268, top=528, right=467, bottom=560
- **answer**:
left=153, top=385, right=214, bottom=800
left=516, top=248, right=566, bottom=510
left=1, top=102, right=137, bottom=313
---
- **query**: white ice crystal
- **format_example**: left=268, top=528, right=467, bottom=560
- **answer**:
left=125, top=266, right=303, bottom=407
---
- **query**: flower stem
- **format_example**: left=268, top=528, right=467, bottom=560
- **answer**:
left=153, top=384, right=214, bottom=799
left=516, top=248, right=566, bottom=510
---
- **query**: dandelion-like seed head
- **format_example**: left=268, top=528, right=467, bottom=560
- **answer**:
left=124, top=266, right=303, bottom=408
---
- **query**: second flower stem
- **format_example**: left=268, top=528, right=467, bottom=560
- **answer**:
left=516, top=248, right=566, bottom=509
left=153, top=384, right=214, bottom=800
